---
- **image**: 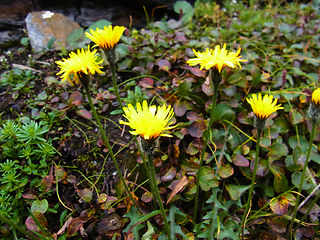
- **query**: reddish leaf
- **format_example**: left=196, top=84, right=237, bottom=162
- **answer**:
left=161, top=166, right=176, bottom=182
left=50, top=96, right=59, bottom=103
left=139, top=77, right=154, bottom=88
left=270, top=196, right=289, bottom=215
left=61, top=92, right=69, bottom=101
left=183, top=65, right=206, bottom=77
left=25, top=212, right=48, bottom=232
left=57, top=217, right=73, bottom=235
left=97, top=214, right=123, bottom=235
left=68, top=91, right=82, bottom=106
left=55, top=166, right=67, bottom=182
left=186, top=111, right=203, bottom=122
left=67, top=218, right=84, bottom=237
left=97, top=193, right=108, bottom=204
left=232, top=155, right=249, bottom=167
left=78, top=109, right=92, bottom=119
left=187, top=120, right=206, bottom=138
left=22, top=188, right=38, bottom=199
left=266, top=217, right=288, bottom=234
left=79, top=208, right=96, bottom=222
left=77, top=188, right=93, bottom=203
left=66, top=175, right=77, bottom=185
left=167, top=176, right=188, bottom=204
left=174, top=101, right=188, bottom=117
left=41, top=165, right=53, bottom=193
left=202, top=76, right=214, bottom=96
left=141, top=191, right=153, bottom=203
left=186, top=139, right=202, bottom=155
left=157, top=59, right=171, bottom=71
left=100, top=196, right=118, bottom=210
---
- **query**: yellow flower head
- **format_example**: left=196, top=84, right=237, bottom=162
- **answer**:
left=119, top=100, right=176, bottom=140
left=247, top=94, right=283, bottom=119
left=56, top=46, right=103, bottom=85
left=85, top=25, right=126, bottom=50
left=311, top=88, right=320, bottom=105
left=186, top=43, right=247, bottom=72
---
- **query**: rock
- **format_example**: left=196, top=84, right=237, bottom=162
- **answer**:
left=0, top=0, right=34, bottom=29
left=25, top=11, right=81, bottom=52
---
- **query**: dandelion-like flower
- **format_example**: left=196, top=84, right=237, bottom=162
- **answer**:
left=247, top=94, right=283, bottom=119
left=119, top=100, right=175, bottom=140
left=309, top=88, right=320, bottom=121
left=311, top=88, right=320, bottom=105
left=56, top=47, right=103, bottom=85
left=85, top=25, right=126, bottom=50
left=186, top=43, right=247, bottom=72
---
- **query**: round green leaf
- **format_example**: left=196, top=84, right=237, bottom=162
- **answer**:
left=31, top=199, right=48, bottom=214
left=199, top=166, right=219, bottom=191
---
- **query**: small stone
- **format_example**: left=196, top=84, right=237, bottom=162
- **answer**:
left=25, top=11, right=81, bottom=52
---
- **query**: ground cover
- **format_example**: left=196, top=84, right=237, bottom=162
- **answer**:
left=0, top=0, right=320, bottom=239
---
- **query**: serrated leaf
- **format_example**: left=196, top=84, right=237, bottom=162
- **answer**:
left=226, top=185, right=249, bottom=200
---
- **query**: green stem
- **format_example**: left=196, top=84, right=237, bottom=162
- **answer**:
left=106, top=50, right=123, bottom=110
left=0, top=214, right=44, bottom=240
left=146, top=151, right=172, bottom=239
left=193, top=69, right=221, bottom=223
left=287, top=118, right=317, bottom=239
left=83, top=83, right=140, bottom=213
left=241, top=128, right=262, bottom=239
left=134, top=136, right=157, bottom=209
left=293, top=182, right=320, bottom=233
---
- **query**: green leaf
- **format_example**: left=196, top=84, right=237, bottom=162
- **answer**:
left=142, top=221, right=155, bottom=240
left=67, top=27, right=84, bottom=46
left=116, top=43, right=130, bottom=58
left=124, top=206, right=145, bottom=239
left=31, top=199, right=48, bottom=214
left=85, top=19, right=112, bottom=34
left=20, top=37, right=30, bottom=47
left=267, top=142, right=288, bottom=162
left=77, top=188, right=93, bottom=203
left=291, top=171, right=312, bottom=190
left=218, top=164, right=234, bottom=178
left=174, top=1, right=194, bottom=24
left=47, top=36, right=56, bottom=50
left=273, top=174, right=288, bottom=193
left=225, top=185, right=249, bottom=200
left=199, top=166, right=219, bottom=191
left=211, top=103, right=235, bottom=122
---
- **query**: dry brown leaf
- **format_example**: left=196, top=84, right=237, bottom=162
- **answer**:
left=166, top=175, right=188, bottom=204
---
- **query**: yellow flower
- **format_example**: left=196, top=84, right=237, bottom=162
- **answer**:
left=56, top=47, right=103, bottom=85
left=119, top=100, right=175, bottom=140
left=311, top=88, right=320, bottom=105
left=186, top=43, right=247, bottom=72
left=85, top=25, right=126, bottom=50
left=247, top=94, right=283, bottom=119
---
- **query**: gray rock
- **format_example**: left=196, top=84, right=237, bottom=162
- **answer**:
left=25, top=11, right=81, bottom=52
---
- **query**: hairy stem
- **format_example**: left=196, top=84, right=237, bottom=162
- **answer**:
left=83, top=83, right=140, bottom=213
left=146, top=151, right=172, bottom=239
left=193, top=69, right=221, bottom=223
left=106, top=50, right=123, bottom=110
left=241, top=128, right=262, bottom=239
left=287, top=118, right=317, bottom=239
